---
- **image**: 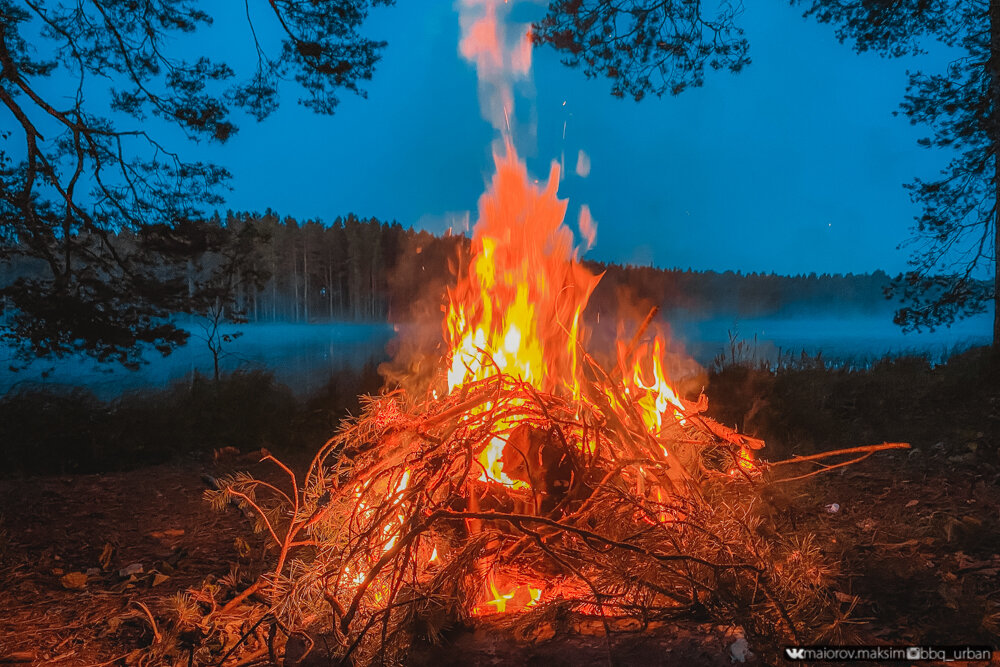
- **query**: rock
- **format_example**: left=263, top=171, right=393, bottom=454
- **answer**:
left=118, top=563, right=143, bottom=577
left=729, top=637, right=753, bottom=663
left=60, top=571, right=88, bottom=590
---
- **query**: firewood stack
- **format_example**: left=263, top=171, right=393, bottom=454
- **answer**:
left=204, top=355, right=877, bottom=664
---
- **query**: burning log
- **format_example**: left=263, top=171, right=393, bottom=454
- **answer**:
left=499, top=423, right=578, bottom=515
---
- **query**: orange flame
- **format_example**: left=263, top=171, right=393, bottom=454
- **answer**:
left=444, top=142, right=607, bottom=487
left=730, top=446, right=757, bottom=476
left=444, top=0, right=709, bottom=615
left=472, top=580, right=545, bottom=616
left=625, top=336, right=688, bottom=435
left=445, top=141, right=601, bottom=399
left=485, top=578, right=515, bottom=613
left=442, top=142, right=702, bottom=490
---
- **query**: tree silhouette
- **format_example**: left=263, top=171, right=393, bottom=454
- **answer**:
left=187, top=217, right=270, bottom=382
left=793, top=0, right=999, bottom=345
left=532, top=0, right=751, bottom=100
left=0, top=0, right=391, bottom=366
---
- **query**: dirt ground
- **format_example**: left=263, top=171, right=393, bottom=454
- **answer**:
left=0, top=447, right=998, bottom=665
left=0, top=455, right=263, bottom=665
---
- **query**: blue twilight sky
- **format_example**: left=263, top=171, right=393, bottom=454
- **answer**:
left=34, top=2, right=960, bottom=276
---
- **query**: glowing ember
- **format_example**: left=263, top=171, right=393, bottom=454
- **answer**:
left=485, top=579, right=515, bottom=613
left=472, top=581, right=546, bottom=616
left=731, top=446, right=757, bottom=475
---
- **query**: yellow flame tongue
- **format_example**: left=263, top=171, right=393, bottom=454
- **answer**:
left=445, top=141, right=600, bottom=398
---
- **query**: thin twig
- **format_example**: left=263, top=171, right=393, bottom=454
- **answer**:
left=131, top=600, right=161, bottom=644
left=768, top=442, right=910, bottom=468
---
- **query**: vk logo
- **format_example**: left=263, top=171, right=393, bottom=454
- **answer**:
left=785, top=648, right=807, bottom=660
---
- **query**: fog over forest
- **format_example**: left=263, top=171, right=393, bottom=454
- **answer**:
left=0, top=210, right=949, bottom=325
left=1, top=212, right=991, bottom=398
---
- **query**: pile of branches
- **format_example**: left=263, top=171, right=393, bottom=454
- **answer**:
left=186, top=361, right=861, bottom=664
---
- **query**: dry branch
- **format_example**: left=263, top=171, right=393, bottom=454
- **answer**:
left=199, top=363, right=854, bottom=663
left=768, top=442, right=911, bottom=468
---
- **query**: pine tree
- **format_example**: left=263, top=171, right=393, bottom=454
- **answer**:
left=0, top=1, right=392, bottom=366
left=794, top=0, right=999, bottom=345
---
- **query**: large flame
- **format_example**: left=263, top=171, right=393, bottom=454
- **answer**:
left=441, top=138, right=703, bottom=495
left=445, top=140, right=600, bottom=398
left=444, top=141, right=603, bottom=488
left=448, top=0, right=599, bottom=402
left=436, top=0, right=715, bottom=613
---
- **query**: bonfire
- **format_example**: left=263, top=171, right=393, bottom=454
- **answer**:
left=196, top=138, right=908, bottom=665
left=189, top=2, right=908, bottom=663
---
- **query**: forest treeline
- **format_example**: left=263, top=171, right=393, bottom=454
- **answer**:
left=1, top=210, right=901, bottom=327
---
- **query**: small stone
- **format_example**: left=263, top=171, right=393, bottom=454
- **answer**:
left=730, top=637, right=754, bottom=663
left=118, top=563, right=143, bottom=577
left=60, top=572, right=88, bottom=590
